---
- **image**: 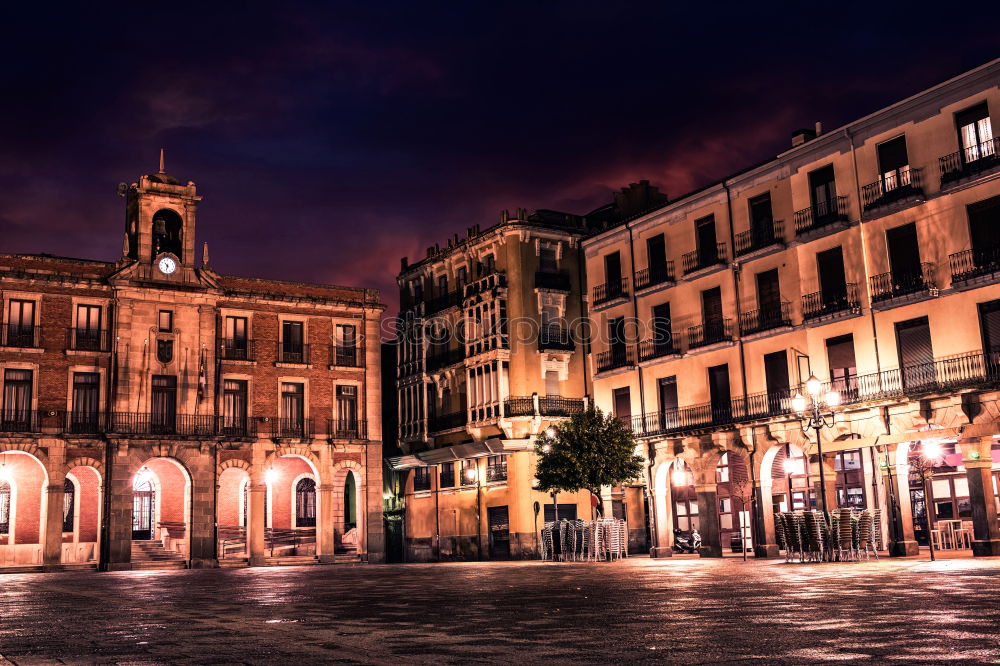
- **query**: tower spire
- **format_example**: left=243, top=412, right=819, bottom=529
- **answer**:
left=158, top=148, right=165, bottom=174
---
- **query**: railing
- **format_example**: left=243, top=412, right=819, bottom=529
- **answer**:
left=534, top=271, right=571, bottom=291
left=950, top=245, right=1000, bottom=283
left=596, top=346, right=635, bottom=373
left=266, top=528, right=316, bottom=557
left=277, top=342, right=311, bottom=364
left=69, top=328, right=111, bottom=352
left=682, top=242, right=727, bottom=275
left=327, top=419, right=368, bottom=440
left=426, top=346, right=465, bottom=371
left=424, top=290, right=464, bottom=316
left=793, top=195, right=849, bottom=235
left=267, top=417, right=314, bottom=439
left=215, top=416, right=257, bottom=438
left=539, top=326, right=574, bottom=351
left=740, top=302, right=792, bottom=335
left=504, top=396, right=535, bottom=417
left=413, top=470, right=432, bottom=492
left=218, top=338, right=254, bottom=361
left=486, top=462, right=508, bottom=483
left=638, top=338, right=678, bottom=362
left=735, top=220, right=784, bottom=256
left=592, top=277, right=629, bottom=305
left=108, top=412, right=217, bottom=437
left=0, top=409, right=43, bottom=433
left=330, top=346, right=359, bottom=367
left=802, top=284, right=860, bottom=321
left=635, top=262, right=675, bottom=290
left=939, top=137, right=999, bottom=184
left=429, top=411, right=466, bottom=432
left=1, top=324, right=41, bottom=348
left=687, top=319, right=734, bottom=348
left=869, top=263, right=935, bottom=303
left=65, top=410, right=103, bottom=435
left=538, top=397, right=585, bottom=416
left=861, top=166, right=923, bottom=210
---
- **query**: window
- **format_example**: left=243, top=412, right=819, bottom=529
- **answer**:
left=876, top=136, right=911, bottom=190
left=462, top=459, right=478, bottom=486
left=62, top=478, right=75, bottom=533
left=486, top=455, right=507, bottom=482
left=281, top=321, right=305, bottom=363
left=281, top=382, right=305, bottom=432
left=539, top=247, right=558, bottom=273
left=613, top=387, right=631, bottom=423
left=544, top=370, right=560, bottom=397
left=763, top=351, right=789, bottom=413
left=886, top=222, right=923, bottom=288
left=158, top=310, right=173, bottom=332
left=439, top=463, right=455, bottom=488
left=817, top=246, right=848, bottom=303
left=221, top=379, right=248, bottom=434
left=708, top=364, right=731, bottom=422
left=979, top=299, right=1000, bottom=357
left=652, top=303, right=672, bottom=352
left=2, top=369, right=33, bottom=429
left=896, top=317, right=934, bottom=389
left=0, top=480, right=9, bottom=535
left=604, top=252, right=622, bottom=296
left=295, top=478, right=316, bottom=527
left=968, top=196, right=1000, bottom=265
left=646, top=234, right=667, bottom=278
left=336, top=324, right=357, bottom=366
left=6, top=299, right=35, bottom=347
left=480, top=254, right=495, bottom=276
left=413, top=467, right=432, bottom=492
left=437, top=274, right=448, bottom=295
left=413, top=280, right=423, bottom=302
left=223, top=316, right=249, bottom=359
left=336, top=385, right=358, bottom=435
left=826, top=335, right=857, bottom=395
left=956, top=102, right=994, bottom=163
left=756, top=268, right=781, bottom=314
left=701, top=287, right=724, bottom=340
left=716, top=452, right=730, bottom=483
left=695, top=215, right=718, bottom=266
left=457, top=266, right=468, bottom=289
left=75, top=304, right=102, bottom=350
left=657, top=377, right=678, bottom=430
left=749, top=192, right=773, bottom=229
left=808, top=165, right=837, bottom=219
left=150, top=375, right=177, bottom=432
left=71, top=372, right=100, bottom=433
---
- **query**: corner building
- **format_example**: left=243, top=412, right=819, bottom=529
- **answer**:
left=0, top=160, right=384, bottom=571
left=585, top=59, right=1000, bottom=558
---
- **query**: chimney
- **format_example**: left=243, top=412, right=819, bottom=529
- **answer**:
left=791, top=128, right=816, bottom=147
left=401, top=257, right=409, bottom=270
left=815, top=121, right=823, bottom=136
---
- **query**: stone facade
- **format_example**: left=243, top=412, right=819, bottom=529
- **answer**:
left=0, top=158, right=385, bottom=571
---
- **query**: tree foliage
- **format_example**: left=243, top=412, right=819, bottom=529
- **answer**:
left=534, top=406, right=645, bottom=505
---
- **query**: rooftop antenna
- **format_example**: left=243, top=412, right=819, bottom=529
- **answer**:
left=158, top=148, right=166, bottom=173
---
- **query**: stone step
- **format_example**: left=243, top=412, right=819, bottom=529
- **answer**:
left=132, top=560, right=187, bottom=571
left=264, top=556, right=319, bottom=566
left=219, top=558, right=248, bottom=568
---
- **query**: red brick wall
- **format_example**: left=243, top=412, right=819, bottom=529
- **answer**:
left=268, top=456, right=312, bottom=529
left=72, top=466, right=101, bottom=543
left=6, top=453, right=45, bottom=544
left=218, top=468, right=247, bottom=527
left=144, top=458, right=187, bottom=525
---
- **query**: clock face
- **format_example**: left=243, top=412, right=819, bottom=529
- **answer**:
left=158, top=256, right=177, bottom=275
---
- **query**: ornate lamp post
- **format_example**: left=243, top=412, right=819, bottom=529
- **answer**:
left=791, top=375, right=841, bottom=518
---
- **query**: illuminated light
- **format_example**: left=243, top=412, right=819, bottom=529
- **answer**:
left=969, top=450, right=981, bottom=460
left=544, top=427, right=556, bottom=440
left=921, top=440, right=943, bottom=461
left=671, top=469, right=688, bottom=486
left=465, top=467, right=478, bottom=483
left=824, top=390, right=841, bottom=408
left=264, top=468, right=279, bottom=485
left=132, top=467, right=153, bottom=490
left=806, top=376, right=822, bottom=397
left=0, top=465, right=10, bottom=484
left=791, top=393, right=807, bottom=413
left=541, top=443, right=552, bottom=454
left=531, top=478, right=540, bottom=489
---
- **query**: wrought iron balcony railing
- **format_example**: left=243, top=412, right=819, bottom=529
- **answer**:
left=538, top=397, right=585, bottom=416
left=637, top=338, right=678, bottom=362
left=940, top=137, right=1000, bottom=184
left=734, top=220, right=784, bottom=256
left=539, top=326, right=574, bottom=351
left=215, top=416, right=257, bottom=438
left=801, top=284, right=860, bottom=321
left=592, top=277, right=629, bottom=305
left=682, top=242, right=727, bottom=275
left=267, top=417, right=314, bottom=439
left=327, top=419, right=368, bottom=440
left=277, top=342, right=311, bottom=364
left=869, top=263, right=935, bottom=303
left=861, top=166, right=923, bottom=211
left=424, top=290, right=464, bottom=316
left=740, top=302, right=792, bottom=335
left=69, top=328, right=111, bottom=352
left=687, top=319, right=734, bottom=349
left=108, top=412, right=217, bottom=437
left=534, top=271, right=571, bottom=291
left=635, top=262, right=675, bottom=290
left=218, top=337, right=255, bottom=361
left=950, top=245, right=1000, bottom=284
left=596, top=345, right=635, bottom=373
left=0, top=409, right=44, bottom=433
left=793, top=195, right=849, bottom=235
left=331, top=346, right=360, bottom=367
left=1, top=324, right=41, bottom=349
left=485, top=462, right=508, bottom=483
left=426, top=346, right=465, bottom=371
left=504, top=396, right=535, bottom=417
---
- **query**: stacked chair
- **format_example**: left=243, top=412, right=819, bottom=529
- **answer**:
left=776, top=507, right=885, bottom=563
left=539, top=518, right=629, bottom=562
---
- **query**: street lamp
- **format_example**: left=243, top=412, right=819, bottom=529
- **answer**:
left=791, top=375, right=841, bottom=518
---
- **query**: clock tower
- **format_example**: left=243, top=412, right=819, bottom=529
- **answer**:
left=122, top=150, right=201, bottom=278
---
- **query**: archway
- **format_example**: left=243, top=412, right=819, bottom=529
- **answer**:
left=131, top=458, right=191, bottom=560
left=332, top=463, right=364, bottom=555
left=151, top=208, right=183, bottom=258
left=651, top=460, right=675, bottom=553
left=715, top=452, right=752, bottom=554
left=0, top=450, right=48, bottom=567
left=62, top=464, right=102, bottom=564
left=899, top=433, right=970, bottom=549
left=217, top=465, right=250, bottom=559
left=668, top=459, right=698, bottom=532
left=343, top=474, right=356, bottom=530
left=766, top=442, right=813, bottom=514
left=264, top=453, right=319, bottom=557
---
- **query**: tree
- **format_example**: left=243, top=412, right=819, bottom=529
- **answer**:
left=534, top=406, right=645, bottom=519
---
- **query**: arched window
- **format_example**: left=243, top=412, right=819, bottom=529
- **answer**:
left=151, top=209, right=183, bottom=258
left=0, top=481, right=10, bottom=535
left=344, top=473, right=357, bottom=530
left=62, top=478, right=75, bottom=533
left=296, top=478, right=316, bottom=528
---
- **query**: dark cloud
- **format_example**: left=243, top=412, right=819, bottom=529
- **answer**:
left=0, top=2, right=994, bottom=316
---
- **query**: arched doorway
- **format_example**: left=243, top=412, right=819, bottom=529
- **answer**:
left=62, top=465, right=102, bottom=564
left=769, top=443, right=813, bottom=514
left=131, top=458, right=191, bottom=560
left=332, top=464, right=364, bottom=555
left=132, top=471, right=155, bottom=540
left=343, top=474, right=356, bottom=530
left=0, top=450, right=48, bottom=567
left=296, top=478, right=317, bottom=528
left=216, top=466, right=250, bottom=559
left=716, top=452, right=752, bottom=554
left=264, top=454, right=319, bottom=557
left=669, top=460, right=698, bottom=532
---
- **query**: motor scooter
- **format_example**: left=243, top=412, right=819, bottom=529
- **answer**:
left=672, top=528, right=702, bottom=553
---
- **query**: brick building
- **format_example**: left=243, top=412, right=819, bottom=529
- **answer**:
left=0, top=156, right=384, bottom=571
left=584, top=59, right=1000, bottom=558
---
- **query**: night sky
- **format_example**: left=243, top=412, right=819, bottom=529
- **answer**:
left=1, top=3, right=995, bottom=314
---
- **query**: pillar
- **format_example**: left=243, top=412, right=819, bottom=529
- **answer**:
left=506, top=451, right=535, bottom=558
left=650, top=463, right=672, bottom=557
left=695, top=482, right=722, bottom=558
left=317, top=482, right=336, bottom=563
left=42, top=478, right=66, bottom=568
left=961, top=437, right=1000, bottom=557
left=104, top=447, right=135, bottom=570
left=189, top=451, right=216, bottom=568
left=811, top=452, right=837, bottom=514
left=247, top=461, right=266, bottom=566
left=754, top=479, right=779, bottom=558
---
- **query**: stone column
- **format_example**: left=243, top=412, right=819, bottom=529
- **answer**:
left=247, top=456, right=267, bottom=566
left=649, top=462, right=672, bottom=558
left=317, top=482, right=336, bottom=563
left=961, top=437, right=1000, bottom=557
left=188, top=449, right=217, bottom=568
left=754, top=480, right=779, bottom=558
left=104, top=445, right=136, bottom=570
left=506, top=451, right=534, bottom=558
left=695, top=482, right=722, bottom=558
left=42, top=479, right=66, bottom=568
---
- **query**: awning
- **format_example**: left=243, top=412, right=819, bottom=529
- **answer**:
left=388, top=438, right=535, bottom=469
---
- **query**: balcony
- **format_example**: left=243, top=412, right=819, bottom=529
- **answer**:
left=682, top=242, right=727, bottom=275
left=424, top=290, right=464, bottom=316
left=426, top=346, right=465, bottom=371
left=485, top=462, right=508, bottom=483
left=1, top=324, right=41, bottom=349
left=277, top=342, right=311, bottom=365
left=635, top=262, right=675, bottom=290
left=218, top=337, right=254, bottom=361
left=734, top=220, right=784, bottom=257
left=0, top=409, right=43, bottom=433
left=534, top=271, right=571, bottom=291
left=592, top=277, right=629, bottom=306
left=267, top=417, right=314, bottom=439
left=327, top=419, right=368, bottom=440
left=330, top=346, right=360, bottom=367
left=504, top=396, right=535, bottom=417
left=596, top=346, right=635, bottom=373
left=429, top=410, right=466, bottom=433
left=939, top=137, right=1000, bottom=185
left=870, top=263, right=936, bottom=304
left=215, top=416, right=258, bottom=439
left=949, top=245, right=1000, bottom=285
left=801, top=284, right=860, bottom=321
left=538, top=396, right=585, bottom=416
left=687, top=319, right=734, bottom=349
left=538, top=325, right=574, bottom=351
left=108, top=412, right=217, bottom=437
left=69, top=328, right=111, bottom=352
left=793, top=195, right=849, bottom=236
left=739, top=302, right=792, bottom=335
left=861, top=166, right=923, bottom=211
left=637, top=338, right=678, bottom=362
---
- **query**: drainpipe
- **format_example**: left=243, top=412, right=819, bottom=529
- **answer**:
left=98, top=434, right=113, bottom=572
left=723, top=183, right=749, bottom=407
left=847, top=128, right=883, bottom=378
left=626, top=223, right=645, bottom=422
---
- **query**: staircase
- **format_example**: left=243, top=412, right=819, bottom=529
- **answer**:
left=131, top=541, right=187, bottom=570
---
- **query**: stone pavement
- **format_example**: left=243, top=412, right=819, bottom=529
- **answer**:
left=2, top=556, right=1000, bottom=664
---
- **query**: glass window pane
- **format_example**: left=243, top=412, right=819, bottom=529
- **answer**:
left=931, top=479, right=952, bottom=498
left=953, top=477, right=969, bottom=497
